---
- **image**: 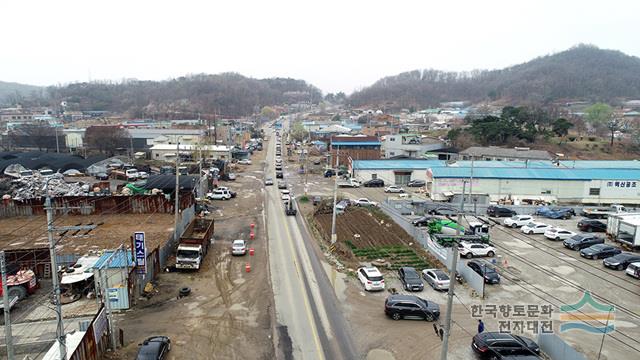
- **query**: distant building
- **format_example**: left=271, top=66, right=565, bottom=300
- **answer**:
left=128, top=128, right=204, bottom=150
left=460, top=146, right=553, bottom=162
left=150, top=143, right=231, bottom=162
left=330, top=135, right=381, bottom=166
left=383, top=134, right=445, bottom=158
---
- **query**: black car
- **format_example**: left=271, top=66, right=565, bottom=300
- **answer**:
left=412, top=216, right=433, bottom=227
left=472, top=332, right=540, bottom=359
left=563, top=234, right=604, bottom=250
left=363, top=178, right=385, bottom=187
left=428, top=207, right=457, bottom=216
left=487, top=205, right=516, bottom=217
left=603, top=252, right=640, bottom=270
left=384, top=294, right=440, bottom=321
left=407, top=179, right=426, bottom=187
left=577, top=219, right=607, bottom=232
left=467, top=260, right=500, bottom=284
left=580, top=244, right=622, bottom=259
left=276, top=171, right=283, bottom=179
left=136, top=336, right=171, bottom=360
left=398, top=267, right=424, bottom=291
left=324, top=169, right=335, bottom=177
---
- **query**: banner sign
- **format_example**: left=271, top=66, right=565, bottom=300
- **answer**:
left=134, top=231, right=147, bottom=274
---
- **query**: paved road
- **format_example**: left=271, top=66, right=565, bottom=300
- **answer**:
left=265, top=121, right=357, bottom=360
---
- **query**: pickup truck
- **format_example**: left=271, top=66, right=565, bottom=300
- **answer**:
left=338, top=179, right=361, bottom=188
left=176, top=218, right=214, bottom=271
left=580, top=204, right=627, bottom=219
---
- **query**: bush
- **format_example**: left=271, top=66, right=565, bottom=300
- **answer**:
left=299, top=195, right=309, bottom=203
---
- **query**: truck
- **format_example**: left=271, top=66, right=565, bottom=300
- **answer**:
left=176, top=218, right=215, bottom=270
left=428, top=219, right=490, bottom=243
left=606, top=213, right=640, bottom=248
left=580, top=204, right=627, bottom=219
left=338, top=178, right=361, bottom=188
left=0, top=268, right=38, bottom=310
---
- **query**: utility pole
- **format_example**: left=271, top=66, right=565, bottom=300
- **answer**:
left=470, top=159, right=475, bottom=214
left=55, top=127, right=60, bottom=154
left=440, top=181, right=465, bottom=360
left=1, top=251, right=15, bottom=360
left=330, top=145, right=339, bottom=244
left=174, top=141, right=180, bottom=242
left=46, top=195, right=66, bottom=360
left=99, top=245, right=124, bottom=350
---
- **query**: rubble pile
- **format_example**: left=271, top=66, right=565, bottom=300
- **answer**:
left=7, top=174, right=91, bottom=200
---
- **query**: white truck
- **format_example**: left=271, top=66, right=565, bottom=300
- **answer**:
left=580, top=204, right=627, bottom=219
left=607, top=213, right=640, bottom=248
left=338, top=178, right=361, bottom=188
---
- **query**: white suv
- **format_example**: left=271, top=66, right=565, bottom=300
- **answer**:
left=357, top=266, right=385, bottom=291
left=207, top=189, right=231, bottom=200
left=544, top=228, right=576, bottom=241
left=355, top=198, right=378, bottom=207
left=521, top=222, right=551, bottom=235
left=457, top=242, right=496, bottom=259
left=384, top=185, right=405, bottom=193
left=503, top=215, right=533, bottom=228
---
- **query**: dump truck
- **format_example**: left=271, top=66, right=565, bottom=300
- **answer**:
left=176, top=218, right=215, bottom=270
left=0, top=268, right=38, bottom=310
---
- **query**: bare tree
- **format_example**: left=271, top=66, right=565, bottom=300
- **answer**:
left=84, top=125, right=130, bottom=155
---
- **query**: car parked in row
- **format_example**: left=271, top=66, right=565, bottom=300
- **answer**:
left=412, top=216, right=432, bottom=227
left=357, top=266, right=385, bottom=291
left=487, top=205, right=516, bottom=217
left=520, top=222, right=552, bottom=235
left=384, top=185, right=405, bottom=193
left=472, top=332, right=540, bottom=359
left=354, top=198, right=377, bottom=207
left=577, top=218, right=607, bottom=233
left=503, top=215, right=533, bottom=228
left=136, top=336, right=171, bottom=360
left=231, top=240, right=247, bottom=256
left=384, top=294, right=440, bottom=321
left=421, top=269, right=450, bottom=290
left=407, top=179, right=426, bottom=187
left=544, top=228, right=576, bottom=241
left=398, top=266, right=424, bottom=291
left=626, top=262, right=640, bottom=278
left=562, top=234, right=604, bottom=250
left=428, top=207, right=457, bottom=216
left=363, top=178, right=385, bottom=187
left=603, top=252, right=640, bottom=270
left=458, top=242, right=496, bottom=259
left=580, top=244, right=622, bottom=259
left=467, top=260, right=500, bottom=284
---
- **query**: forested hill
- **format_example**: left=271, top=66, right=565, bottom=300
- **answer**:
left=348, top=45, right=640, bottom=108
left=0, top=81, right=42, bottom=105
left=45, top=73, right=322, bottom=117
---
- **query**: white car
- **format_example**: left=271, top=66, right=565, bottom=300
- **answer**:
left=457, top=242, right=496, bottom=259
left=231, top=239, right=247, bottom=256
left=357, top=266, right=385, bottom=291
left=227, top=173, right=237, bottom=181
left=384, top=185, right=405, bottom=193
left=422, top=269, right=450, bottom=291
left=521, top=222, right=552, bottom=235
left=238, top=159, right=252, bottom=165
left=354, top=198, right=377, bottom=207
left=207, top=189, right=231, bottom=200
left=137, top=171, right=149, bottom=179
left=281, top=190, right=291, bottom=202
left=626, top=262, right=640, bottom=279
left=544, top=228, right=576, bottom=241
left=503, top=215, right=533, bottom=228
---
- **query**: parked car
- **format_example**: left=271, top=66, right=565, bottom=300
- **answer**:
left=472, top=332, right=540, bottom=359
left=563, top=234, right=604, bottom=250
left=277, top=181, right=287, bottom=189
left=421, top=269, right=450, bottom=290
left=603, top=252, right=640, bottom=270
left=412, top=216, right=432, bottom=227
left=535, top=206, right=575, bottom=219
left=238, top=159, right=252, bottom=165
left=543, top=228, right=576, bottom=241
left=384, top=294, right=440, bottom=321
left=354, top=198, right=378, bottom=207
left=324, top=169, right=335, bottom=177
left=580, top=244, right=622, bottom=259
left=503, top=215, right=533, bottom=228
left=227, top=173, right=236, bottom=181
left=520, top=222, right=552, bottom=235
left=458, top=242, right=496, bottom=259
left=136, top=336, right=171, bottom=360
left=577, top=219, right=607, bottom=233
left=206, top=189, right=231, bottom=200
left=137, top=171, right=149, bottom=179
left=398, top=267, right=424, bottom=291
left=231, top=239, right=247, bottom=256
left=335, top=199, right=351, bottom=212
left=276, top=171, right=283, bottom=179
left=407, top=179, right=426, bottom=187
left=357, top=266, right=385, bottom=291
left=428, top=207, right=457, bottom=216
left=216, top=186, right=236, bottom=198
left=363, top=179, right=385, bottom=187
left=467, top=260, right=500, bottom=284
left=384, top=185, right=405, bottom=193
left=312, top=196, right=322, bottom=206
left=626, top=262, right=640, bottom=279
left=264, top=178, right=274, bottom=186
left=487, top=205, right=516, bottom=217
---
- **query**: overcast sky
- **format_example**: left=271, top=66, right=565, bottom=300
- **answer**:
left=2, top=0, right=640, bottom=94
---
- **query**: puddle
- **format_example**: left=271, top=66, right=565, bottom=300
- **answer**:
left=367, top=349, right=395, bottom=360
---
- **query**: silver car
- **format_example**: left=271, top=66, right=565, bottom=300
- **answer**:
left=231, top=239, right=247, bottom=256
left=422, top=269, right=450, bottom=291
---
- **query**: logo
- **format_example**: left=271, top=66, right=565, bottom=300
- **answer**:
left=559, top=292, right=615, bottom=334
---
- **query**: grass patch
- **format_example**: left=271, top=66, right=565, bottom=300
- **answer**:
left=299, top=195, right=309, bottom=203
left=349, top=244, right=431, bottom=269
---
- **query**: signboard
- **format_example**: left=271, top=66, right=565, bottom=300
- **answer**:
left=93, top=306, right=108, bottom=345
left=134, top=231, right=147, bottom=274
left=108, top=288, right=119, bottom=302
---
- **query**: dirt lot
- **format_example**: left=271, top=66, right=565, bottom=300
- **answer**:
left=0, top=213, right=174, bottom=254
left=108, top=148, right=276, bottom=359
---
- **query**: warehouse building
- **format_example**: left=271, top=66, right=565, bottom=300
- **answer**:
left=351, top=159, right=640, bottom=205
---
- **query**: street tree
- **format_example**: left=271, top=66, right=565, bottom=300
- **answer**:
left=290, top=122, right=309, bottom=142
left=260, top=106, right=278, bottom=120
left=552, top=118, right=574, bottom=139
left=584, top=103, right=613, bottom=133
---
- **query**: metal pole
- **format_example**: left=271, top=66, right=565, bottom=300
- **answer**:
left=440, top=181, right=465, bottom=360
left=100, top=267, right=117, bottom=350
left=470, top=159, right=476, bottom=215
left=174, top=141, right=180, bottom=242
left=1, top=251, right=15, bottom=360
left=55, top=127, right=60, bottom=153
left=597, top=308, right=612, bottom=360
left=46, top=196, right=66, bottom=359
left=330, top=145, right=339, bottom=244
